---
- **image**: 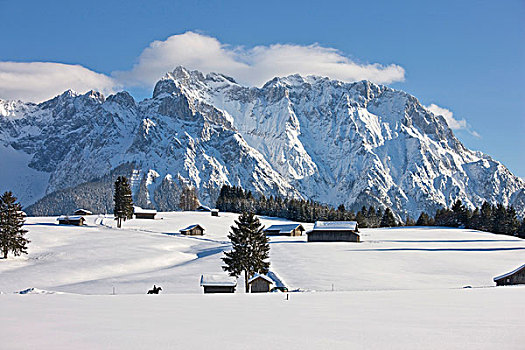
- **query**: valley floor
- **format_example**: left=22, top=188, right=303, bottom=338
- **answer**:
left=0, top=212, right=524, bottom=348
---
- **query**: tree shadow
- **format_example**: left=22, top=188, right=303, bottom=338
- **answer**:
left=347, top=247, right=525, bottom=252
left=377, top=239, right=520, bottom=243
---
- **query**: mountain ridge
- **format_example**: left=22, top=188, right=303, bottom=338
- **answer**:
left=1, top=66, right=523, bottom=218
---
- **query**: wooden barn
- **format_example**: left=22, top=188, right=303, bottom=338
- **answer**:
left=307, top=221, right=360, bottom=242
left=211, top=209, right=219, bottom=217
left=180, top=224, right=205, bottom=236
left=264, top=224, right=305, bottom=236
left=74, top=209, right=93, bottom=215
left=493, top=264, right=525, bottom=286
left=248, top=274, right=274, bottom=293
left=134, top=206, right=157, bottom=219
left=200, top=274, right=237, bottom=293
left=57, top=215, right=85, bottom=226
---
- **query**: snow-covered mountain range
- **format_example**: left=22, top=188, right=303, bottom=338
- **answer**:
left=1, top=66, right=524, bottom=217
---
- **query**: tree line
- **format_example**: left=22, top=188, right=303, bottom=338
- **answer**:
left=216, top=185, right=525, bottom=238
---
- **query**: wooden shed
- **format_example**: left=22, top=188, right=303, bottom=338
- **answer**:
left=264, top=224, right=305, bottom=236
left=493, top=264, right=525, bottom=286
left=307, top=221, right=360, bottom=242
left=248, top=274, right=274, bottom=293
left=211, top=209, right=219, bottom=217
left=134, top=206, right=157, bottom=219
left=57, top=215, right=85, bottom=226
left=180, top=224, right=205, bottom=236
left=200, top=274, right=237, bottom=293
left=74, top=209, right=93, bottom=215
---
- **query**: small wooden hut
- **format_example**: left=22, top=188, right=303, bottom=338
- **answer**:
left=74, top=209, right=93, bottom=215
left=180, top=224, right=205, bottom=236
left=57, top=215, right=85, bottom=226
left=494, top=264, right=525, bottom=286
left=248, top=274, right=274, bottom=293
left=211, top=209, right=219, bottom=217
left=134, top=206, right=157, bottom=219
left=307, top=221, right=360, bottom=242
left=200, top=274, right=237, bottom=293
left=264, top=224, right=305, bottom=236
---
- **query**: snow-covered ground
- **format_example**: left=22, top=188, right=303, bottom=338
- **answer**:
left=1, top=212, right=523, bottom=294
left=1, top=211, right=524, bottom=348
left=1, top=287, right=523, bottom=350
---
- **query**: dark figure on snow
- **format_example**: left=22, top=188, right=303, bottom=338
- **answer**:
left=147, top=285, right=162, bottom=294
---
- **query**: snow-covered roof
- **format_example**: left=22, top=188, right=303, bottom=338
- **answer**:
left=74, top=209, right=92, bottom=215
left=197, top=205, right=211, bottom=211
left=211, top=209, right=219, bottom=213
left=312, top=221, right=358, bottom=231
left=133, top=206, right=157, bottom=214
left=57, top=215, right=85, bottom=221
left=180, top=224, right=204, bottom=232
left=493, top=264, right=525, bottom=281
left=248, top=273, right=274, bottom=284
left=200, top=274, right=237, bottom=287
left=265, top=224, right=304, bottom=233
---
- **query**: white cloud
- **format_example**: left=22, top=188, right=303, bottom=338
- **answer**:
left=114, top=31, right=405, bottom=87
left=0, top=62, right=118, bottom=103
left=0, top=32, right=405, bottom=103
left=426, top=103, right=480, bottom=137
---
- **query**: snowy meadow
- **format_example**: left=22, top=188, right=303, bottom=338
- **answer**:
left=1, top=212, right=524, bottom=349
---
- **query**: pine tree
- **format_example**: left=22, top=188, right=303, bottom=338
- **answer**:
left=517, top=219, right=525, bottom=239
left=0, top=191, right=29, bottom=259
left=114, top=176, right=133, bottom=228
left=380, top=208, right=397, bottom=227
left=222, top=212, right=270, bottom=292
left=416, top=212, right=431, bottom=226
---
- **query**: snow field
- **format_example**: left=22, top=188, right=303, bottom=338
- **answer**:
left=0, top=287, right=523, bottom=349
left=1, top=212, right=524, bottom=294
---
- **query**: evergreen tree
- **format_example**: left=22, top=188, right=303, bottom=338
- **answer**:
left=451, top=200, right=469, bottom=227
left=416, top=212, right=431, bottom=226
left=356, top=207, right=368, bottom=228
left=517, top=219, right=525, bottom=239
left=0, top=191, right=29, bottom=259
left=222, top=212, right=270, bottom=292
left=380, top=208, right=397, bottom=227
left=479, top=201, right=494, bottom=232
left=114, top=176, right=133, bottom=228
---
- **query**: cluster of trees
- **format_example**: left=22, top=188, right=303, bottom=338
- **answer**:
left=216, top=185, right=525, bottom=237
left=0, top=191, right=29, bottom=259
left=216, top=185, right=401, bottom=228
left=416, top=200, right=525, bottom=238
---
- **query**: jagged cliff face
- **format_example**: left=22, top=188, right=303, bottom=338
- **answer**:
left=1, top=67, right=524, bottom=217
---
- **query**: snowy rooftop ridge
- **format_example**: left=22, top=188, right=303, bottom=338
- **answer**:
left=200, top=274, right=237, bottom=287
left=313, top=221, right=358, bottom=231
left=57, top=215, right=84, bottom=221
left=265, top=224, right=304, bottom=233
left=493, top=264, right=525, bottom=281
left=180, top=224, right=204, bottom=232
left=248, top=273, right=274, bottom=284
left=133, top=206, right=157, bottom=214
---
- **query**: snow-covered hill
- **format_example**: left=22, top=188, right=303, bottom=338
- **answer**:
left=1, top=67, right=524, bottom=217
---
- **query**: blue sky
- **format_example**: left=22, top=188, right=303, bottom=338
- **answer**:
left=1, top=0, right=524, bottom=177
